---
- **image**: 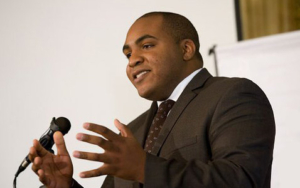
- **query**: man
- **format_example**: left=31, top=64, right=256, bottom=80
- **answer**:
left=29, top=12, right=275, bottom=188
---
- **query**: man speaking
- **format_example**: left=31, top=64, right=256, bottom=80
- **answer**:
left=29, top=12, right=275, bottom=188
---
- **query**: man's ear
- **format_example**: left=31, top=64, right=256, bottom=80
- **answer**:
left=180, top=39, right=196, bottom=61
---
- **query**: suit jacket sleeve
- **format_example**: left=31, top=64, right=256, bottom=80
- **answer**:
left=70, top=179, right=84, bottom=188
left=143, top=79, right=275, bottom=188
left=101, top=175, right=114, bottom=188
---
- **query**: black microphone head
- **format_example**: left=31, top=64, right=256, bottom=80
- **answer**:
left=54, top=117, right=71, bottom=135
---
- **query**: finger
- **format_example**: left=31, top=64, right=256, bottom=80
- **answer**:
left=33, top=139, right=49, bottom=157
left=79, top=164, right=113, bottom=178
left=83, top=123, right=121, bottom=142
left=73, top=151, right=113, bottom=164
left=114, top=119, right=133, bottom=138
left=76, top=133, right=115, bottom=151
left=37, top=169, right=51, bottom=186
left=31, top=156, right=42, bottom=174
left=28, top=145, right=38, bottom=162
left=53, top=131, right=69, bottom=156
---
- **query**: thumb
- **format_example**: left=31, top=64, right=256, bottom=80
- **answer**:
left=53, top=131, right=69, bottom=156
left=114, top=119, right=133, bottom=138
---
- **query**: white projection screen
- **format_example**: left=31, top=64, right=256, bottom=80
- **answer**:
left=216, top=30, right=300, bottom=188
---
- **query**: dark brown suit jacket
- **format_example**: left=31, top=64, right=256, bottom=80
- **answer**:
left=97, top=68, right=275, bottom=188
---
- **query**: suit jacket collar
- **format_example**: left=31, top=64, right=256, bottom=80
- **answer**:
left=186, top=68, right=212, bottom=92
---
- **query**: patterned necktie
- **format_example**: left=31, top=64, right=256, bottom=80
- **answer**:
left=144, top=99, right=175, bottom=153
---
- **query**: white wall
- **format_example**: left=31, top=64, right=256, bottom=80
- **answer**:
left=0, top=0, right=237, bottom=187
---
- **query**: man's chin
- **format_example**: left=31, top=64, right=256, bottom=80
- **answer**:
left=137, top=89, right=169, bottom=102
left=138, top=91, right=152, bottom=101
left=137, top=88, right=155, bottom=101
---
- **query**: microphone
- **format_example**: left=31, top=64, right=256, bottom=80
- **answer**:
left=15, top=117, right=71, bottom=177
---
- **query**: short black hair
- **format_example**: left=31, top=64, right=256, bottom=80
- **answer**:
left=139, top=12, right=202, bottom=59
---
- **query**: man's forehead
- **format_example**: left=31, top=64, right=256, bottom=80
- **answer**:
left=124, top=16, right=164, bottom=44
left=134, top=14, right=163, bottom=27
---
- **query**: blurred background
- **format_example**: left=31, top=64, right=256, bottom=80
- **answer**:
left=1, top=0, right=299, bottom=187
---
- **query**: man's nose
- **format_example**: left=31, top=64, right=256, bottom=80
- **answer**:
left=128, top=53, right=143, bottom=67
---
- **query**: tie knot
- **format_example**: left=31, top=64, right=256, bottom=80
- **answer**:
left=157, top=99, right=175, bottom=115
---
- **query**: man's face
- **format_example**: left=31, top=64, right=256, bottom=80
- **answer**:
left=123, top=16, right=187, bottom=101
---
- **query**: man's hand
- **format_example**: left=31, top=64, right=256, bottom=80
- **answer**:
left=28, top=131, right=73, bottom=188
left=73, top=119, right=146, bottom=183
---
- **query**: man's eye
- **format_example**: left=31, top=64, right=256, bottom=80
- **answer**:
left=143, top=44, right=154, bottom=49
left=126, top=53, right=131, bottom=59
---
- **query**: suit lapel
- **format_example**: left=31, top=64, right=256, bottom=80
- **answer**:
left=151, top=68, right=212, bottom=155
left=133, top=101, right=158, bottom=147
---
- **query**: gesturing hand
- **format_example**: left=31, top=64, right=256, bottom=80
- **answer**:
left=73, top=119, right=146, bottom=183
left=28, top=131, right=73, bottom=188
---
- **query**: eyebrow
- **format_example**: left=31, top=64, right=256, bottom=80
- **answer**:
left=122, top=34, right=158, bottom=52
